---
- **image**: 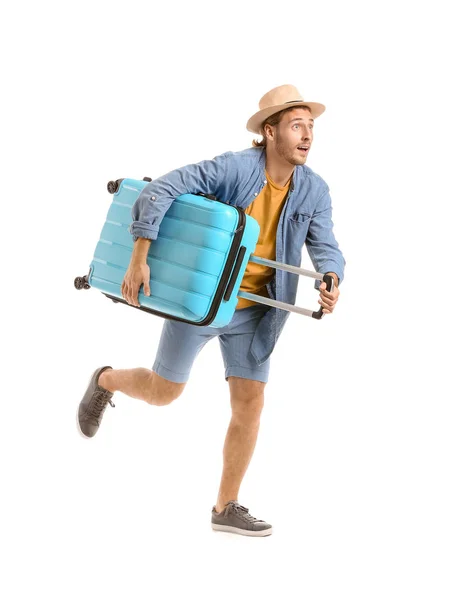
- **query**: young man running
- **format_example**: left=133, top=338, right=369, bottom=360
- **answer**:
left=77, top=84, right=346, bottom=537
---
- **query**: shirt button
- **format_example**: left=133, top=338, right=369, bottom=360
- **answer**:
left=254, top=192, right=257, bottom=196
left=263, top=179, right=267, bottom=184
left=151, top=196, right=156, bottom=200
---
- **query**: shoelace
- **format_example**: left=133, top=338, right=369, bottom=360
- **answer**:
left=87, top=389, right=115, bottom=423
left=226, top=501, right=260, bottom=523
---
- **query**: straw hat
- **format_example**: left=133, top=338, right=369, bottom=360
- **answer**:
left=246, top=84, right=326, bottom=135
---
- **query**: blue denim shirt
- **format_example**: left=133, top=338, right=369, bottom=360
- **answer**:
left=129, top=146, right=346, bottom=366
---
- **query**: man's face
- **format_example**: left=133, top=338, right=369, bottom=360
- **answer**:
left=267, top=107, right=314, bottom=165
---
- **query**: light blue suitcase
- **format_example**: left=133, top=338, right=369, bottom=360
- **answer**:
left=74, top=178, right=333, bottom=327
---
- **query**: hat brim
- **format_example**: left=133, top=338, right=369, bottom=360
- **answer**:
left=246, top=101, right=326, bottom=135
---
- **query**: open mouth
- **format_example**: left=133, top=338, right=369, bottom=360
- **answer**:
left=297, top=146, right=309, bottom=154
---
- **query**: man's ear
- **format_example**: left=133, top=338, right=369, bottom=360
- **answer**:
left=264, top=123, right=275, bottom=141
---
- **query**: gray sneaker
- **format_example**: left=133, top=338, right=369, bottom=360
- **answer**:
left=77, top=366, right=115, bottom=438
left=211, top=501, right=272, bottom=536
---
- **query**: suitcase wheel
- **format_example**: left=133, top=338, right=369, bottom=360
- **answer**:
left=107, top=180, right=118, bottom=194
left=74, top=275, right=90, bottom=290
left=107, top=178, right=124, bottom=194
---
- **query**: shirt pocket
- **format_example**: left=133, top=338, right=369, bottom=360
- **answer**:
left=286, top=212, right=311, bottom=256
left=288, top=211, right=312, bottom=224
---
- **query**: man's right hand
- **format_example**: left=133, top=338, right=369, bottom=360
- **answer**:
left=121, top=261, right=151, bottom=307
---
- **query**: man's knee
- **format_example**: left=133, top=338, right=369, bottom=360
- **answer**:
left=228, top=376, right=265, bottom=423
left=149, top=371, right=187, bottom=406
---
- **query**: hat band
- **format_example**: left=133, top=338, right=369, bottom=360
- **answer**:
left=284, top=100, right=303, bottom=104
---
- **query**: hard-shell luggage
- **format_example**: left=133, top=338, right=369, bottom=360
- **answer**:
left=74, top=177, right=334, bottom=327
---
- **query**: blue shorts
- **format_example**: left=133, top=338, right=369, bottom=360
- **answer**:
left=152, top=304, right=271, bottom=384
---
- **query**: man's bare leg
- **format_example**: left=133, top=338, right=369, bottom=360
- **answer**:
left=98, top=368, right=186, bottom=406
left=215, top=377, right=266, bottom=513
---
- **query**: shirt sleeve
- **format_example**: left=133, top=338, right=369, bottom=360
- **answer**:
left=305, top=187, right=346, bottom=290
left=129, top=151, right=231, bottom=242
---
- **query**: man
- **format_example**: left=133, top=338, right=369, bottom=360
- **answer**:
left=77, top=84, right=346, bottom=537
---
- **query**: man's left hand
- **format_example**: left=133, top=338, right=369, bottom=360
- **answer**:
left=318, top=273, right=340, bottom=315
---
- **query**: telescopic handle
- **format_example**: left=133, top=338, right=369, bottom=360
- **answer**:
left=238, top=255, right=335, bottom=320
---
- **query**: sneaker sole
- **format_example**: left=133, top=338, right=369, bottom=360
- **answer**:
left=76, top=407, right=91, bottom=439
left=211, top=523, right=272, bottom=536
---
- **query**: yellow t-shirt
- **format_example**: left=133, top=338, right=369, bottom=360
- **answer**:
left=235, top=169, right=291, bottom=310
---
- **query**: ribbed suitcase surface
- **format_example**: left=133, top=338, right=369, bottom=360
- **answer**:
left=87, top=178, right=260, bottom=327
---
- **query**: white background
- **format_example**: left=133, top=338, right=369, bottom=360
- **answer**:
left=1, top=0, right=448, bottom=598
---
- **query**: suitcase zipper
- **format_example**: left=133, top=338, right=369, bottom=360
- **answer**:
left=199, top=207, right=246, bottom=325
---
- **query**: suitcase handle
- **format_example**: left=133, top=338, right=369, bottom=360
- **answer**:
left=237, top=255, right=334, bottom=320
left=196, top=192, right=218, bottom=201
